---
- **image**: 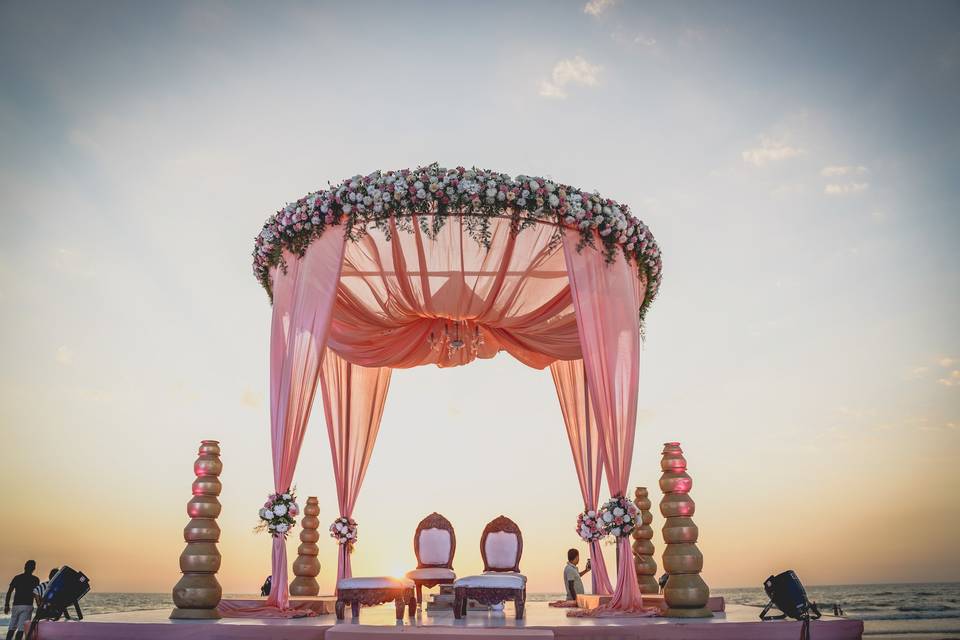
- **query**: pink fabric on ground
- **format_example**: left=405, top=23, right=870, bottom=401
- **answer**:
left=327, top=215, right=580, bottom=368
left=561, top=230, right=652, bottom=614
left=549, top=358, right=614, bottom=596
left=320, top=349, right=392, bottom=582
left=260, top=227, right=347, bottom=613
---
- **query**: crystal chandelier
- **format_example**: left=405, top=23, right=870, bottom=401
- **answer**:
left=427, top=320, right=484, bottom=358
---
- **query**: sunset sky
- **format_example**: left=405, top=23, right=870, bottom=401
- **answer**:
left=1, top=1, right=958, bottom=595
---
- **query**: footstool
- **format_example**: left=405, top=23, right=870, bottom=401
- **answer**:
left=335, top=576, right=416, bottom=620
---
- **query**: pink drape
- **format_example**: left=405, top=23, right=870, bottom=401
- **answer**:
left=327, top=215, right=581, bottom=368
left=265, top=227, right=347, bottom=611
left=549, top=359, right=614, bottom=596
left=561, top=230, right=647, bottom=612
left=320, top=348, right=392, bottom=583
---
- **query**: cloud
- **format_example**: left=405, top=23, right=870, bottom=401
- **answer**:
left=939, top=357, right=955, bottom=367
left=937, top=370, right=960, bottom=387
left=821, top=165, right=869, bottom=177
left=741, top=137, right=804, bottom=166
left=539, top=56, right=602, bottom=99
left=55, top=346, right=74, bottom=366
left=824, top=182, right=870, bottom=196
left=583, top=0, right=618, bottom=16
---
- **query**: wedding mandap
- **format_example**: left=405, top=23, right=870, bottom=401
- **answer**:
left=250, top=163, right=662, bottom=616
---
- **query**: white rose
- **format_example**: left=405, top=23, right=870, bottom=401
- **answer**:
left=260, top=508, right=272, bottom=520
left=548, top=194, right=560, bottom=207
left=613, top=507, right=625, bottom=517
left=273, top=504, right=288, bottom=516
left=587, top=510, right=596, bottom=517
left=282, top=493, right=291, bottom=500
left=276, top=523, right=288, bottom=533
left=611, top=527, right=621, bottom=537
left=602, top=512, right=614, bottom=523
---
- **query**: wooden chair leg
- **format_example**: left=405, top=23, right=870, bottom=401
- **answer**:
left=453, top=588, right=464, bottom=619
left=335, top=599, right=345, bottom=620
left=394, top=596, right=405, bottom=620
left=416, top=582, right=423, bottom=605
left=515, top=589, right=525, bottom=619
left=408, top=593, right=417, bottom=617
left=351, top=600, right=360, bottom=618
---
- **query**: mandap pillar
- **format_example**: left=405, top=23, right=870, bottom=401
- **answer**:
left=632, top=487, right=659, bottom=594
left=659, top=442, right=711, bottom=618
left=290, top=496, right=321, bottom=596
left=171, top=440, right=223, bottom=619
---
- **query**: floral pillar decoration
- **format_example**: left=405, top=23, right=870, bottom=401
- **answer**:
left=659, top=442, right=711, bottom=618
left=290, top=496, right=321, bottom=596
left=171, top=440, right=223, bottom=619
left=632, top=487, right=658, bottom=594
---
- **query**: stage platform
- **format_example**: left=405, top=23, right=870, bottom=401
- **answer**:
left=32, top=602, right=863, bottom=639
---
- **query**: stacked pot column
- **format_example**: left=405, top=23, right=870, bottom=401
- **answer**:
left=659, top=442, right=711, bottom=618
left=290, top=496, right=321, bottom=596
left=171, top=440, right=223, bottom=619
left=632, top=487, right=659, bottom=594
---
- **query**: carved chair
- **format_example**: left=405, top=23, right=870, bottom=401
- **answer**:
left=404, top=512, right=457, bottom=606
left=453, top=515, right=526, bottom=619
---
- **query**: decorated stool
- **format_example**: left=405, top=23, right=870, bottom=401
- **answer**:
left=335, top=577, right=416, bottom=620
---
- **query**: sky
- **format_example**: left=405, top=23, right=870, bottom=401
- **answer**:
left=1, top=0, right=958, bottom=595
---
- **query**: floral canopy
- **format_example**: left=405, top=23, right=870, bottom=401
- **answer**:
left=253, top=164, right=661, bottom=614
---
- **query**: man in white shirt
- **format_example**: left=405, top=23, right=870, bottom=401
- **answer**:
left=563, top=549, right=591, bottom=601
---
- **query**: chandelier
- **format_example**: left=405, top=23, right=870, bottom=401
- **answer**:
left=427, top=320, right=485, bottom=358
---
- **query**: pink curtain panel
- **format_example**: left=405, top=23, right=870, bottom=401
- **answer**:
left=549, top=358, right=614, bottom=596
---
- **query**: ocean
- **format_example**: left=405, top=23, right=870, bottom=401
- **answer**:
left=3, top=583, right=957, bottom=638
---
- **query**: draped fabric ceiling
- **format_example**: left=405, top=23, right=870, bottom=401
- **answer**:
left=264, top=214, right=649, bottom=614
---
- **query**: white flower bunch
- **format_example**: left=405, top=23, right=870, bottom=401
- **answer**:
left=598, top=495, right=639, bottom=539
left=256, top=489, right=299, bottom=538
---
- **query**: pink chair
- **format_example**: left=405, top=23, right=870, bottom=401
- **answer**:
left=453, top=515, right=526, bottom=619
left=404, top=512, right=457, bottom=606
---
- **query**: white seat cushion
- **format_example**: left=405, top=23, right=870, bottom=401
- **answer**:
left=484, top=571, right=527, bottom=584
left=406, top=567, right=456, bottom=581
left=485, top=531, right=519, bottom=570
left=337, top=576, right=414, bottom=590
left=454, top=573, right=525, bottom=589
left=418, top=528, right=452, bottom=565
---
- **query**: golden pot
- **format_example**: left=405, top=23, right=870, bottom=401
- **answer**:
left=660, top=493, right=695, bottom=518
left=297, top=542, right=319, bottom=556
left=632, top=538, right=654, bottom=556
left=301, top=515, right=319, bottom=530
left=663, top=573, right=709, bottom=608
left=290, top=576, right=320, bottom=597
left=292, top=555, right=320, bottom=577
left=194, top=455, right=223, bottom=478
left=634, top=554, right=658, bottom=575
left=179, top=542, right=221, bottom=573
left=662, top=543, right=703, bottom=574
left=198, top=440, right=221, bottom=456
left=188, top=495, right=222, bottom=519
left=172, top=572, right=222, bottom=609
left=638, top=575, right=660, bottom=595
left=659, top=471, right=692, bottom=494
left=304, top=497, right=320, bottom=517
left=192, top=476, right=222, bottom=497
left=640, top=510, right=653, bottom=525
left=300, top=529, right=320, bottom=544
left=662, top=517, right=698, bottom=544
left=184, top=517, right=221, bottom=542
left=632, top=523, right=654, bottom=540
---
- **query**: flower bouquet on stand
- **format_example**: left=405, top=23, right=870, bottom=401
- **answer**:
left=598, top=495, right=639, bottom=539
left=329, top=516, right=358, bottom=553
left=256, top=489, right=300, bottom=537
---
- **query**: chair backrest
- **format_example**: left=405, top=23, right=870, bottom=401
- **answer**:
left=480, top=515, right=523, bottom=573
left=414, top=512, right=456, bottom=569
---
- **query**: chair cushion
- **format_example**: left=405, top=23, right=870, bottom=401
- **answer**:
left=418, top=527, right=452, bottom=566
left=337, top=576, right=414, bottom=590
left=484, top=531, right=519, bottom=570
left=454, top=573, right=525, bottom=589
left=405, top=567, right=456, bottom=581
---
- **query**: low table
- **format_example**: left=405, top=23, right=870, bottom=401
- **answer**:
left=335, top=577, right=416, bottom=621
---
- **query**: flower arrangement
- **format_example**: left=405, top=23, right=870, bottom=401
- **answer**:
left=329, top=516, right=358, bottom=552
left=598, top=495, right=639, bottom=539
left=253, top=164, right=662, bottom=322
left=576, top=508, right=606, bottom=542
left=255, top=489, right=299, bottom=538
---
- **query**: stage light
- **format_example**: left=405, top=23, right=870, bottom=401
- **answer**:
left=26, top=566, right=90, bottom=640
left=760, top=570, right=821, bottom=640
